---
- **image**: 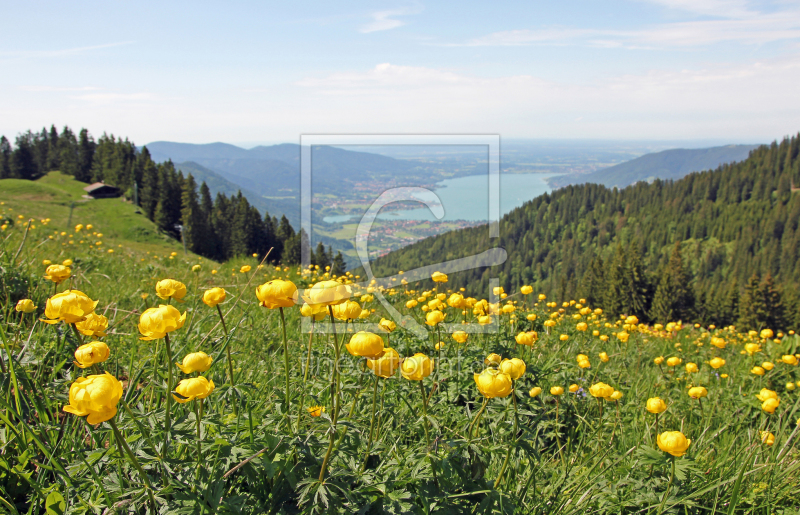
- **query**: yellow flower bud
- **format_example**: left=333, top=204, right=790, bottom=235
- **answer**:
left=474, top=369, right=513, bottom=398
left=654, top=356, right=665, bottom=365
left=657, top=431, right=691, bottom=457
left=589, top=382, right=614, bottom=399
left=666, top=357, right=682, bottom=367
left=646, top=397, right=667, bottom=414
left=550, top=386, right=564, bottom=396
left=688, top=386, right=708, bottom=399
left=15, top=299, right=37, bottom=313
left=599, top=351, right=609, bottom=363
left=367, top=348, right=401, bottom=378
left=176, top=351, right=213, bottom=374
left=63, top=372, right=123, bottom=424
left=41, top=290, right=98, bottom=325
left=452, top=331, right=468, bottom=344
left=345, top=331, right=385, bottom=359
left=173, top=376, right=215, bottom=403
left=431, top=271, right=448, bottom=283
left=569, top=383, right=579, bottom=393
left=425, top=310, right=445, bottom=326
left=155, top=279, right=187, bottom=302
left=762, top=361, right=774, bottom=371
left=499, top=358, right=526, bottom=380
left=520, top=285, right=533, bottom=295
left=751, top=366, right=765, bottom=376
left=75, top=313, right=109, bottom=338
left=73, top=341, right=111, bottom=369
left=257, top=279, right=299, bottom=309
left=401, top=353, right=433, bottom=381
left=138, top=304, right=186, bottom=340
left=528, top=386, right=542, bottom=397
left=202, top=287, right=226, bottom=307
left=333, top=300, right=362, bottom=320
left=685, top=362, right=699, bottom=374
left=761, top=398, right=780, bottom=414
left=307, top=406, right=325, bottom=417
left=44, top=264, right=71, bottom=284
left=708, top=357, right=725, bottom=369
left=760, top=431, right=775, bottom=445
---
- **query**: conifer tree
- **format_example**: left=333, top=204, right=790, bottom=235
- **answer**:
left=0, top=136, right=10, bottom=179
left=650, top=269, right=677, bottom=323
left=581, top=256, right=605, bottom=309
left=332, top=251, right=347, bottom=276
left=603, top=246, right=625, bottom=318
left=180, top=174, right=201, bottom=253
left=739, top=274, right=764, bottom=329
left=761, top=274, right=785, bottom=330
left=76, top=129, right=95, bottom=182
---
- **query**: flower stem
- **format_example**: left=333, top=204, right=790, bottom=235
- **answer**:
left=657, top=457, right=676, bottom=515
left=195, top=399, right=203, bottom=478
left=494, top=388, right=518, bottom=489
left=279, top=307, right=291, bottom=432
left=163, top=333, right=174, bottom=457
left=318, top=306, right=341, bottom=483
left=418, top=380, right=439, bottom=486
left=360, top=375, right=380, bottom=473
left=109, top=418, right=157, bottom=512
left=468, top=397, right=489, bottom=441
left=215, top=304, right=228, bottom=336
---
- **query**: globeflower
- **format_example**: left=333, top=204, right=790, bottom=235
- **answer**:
left=401, top=353, right=433, bottom=381
left=760, top=431, right=775, bottom=446
left=515, top=331, right=536, bottom=346
left=485, top=353, right=502, bottom=367
left=657, top=431, right=691, bottom=457
left=569, top=383, right=580, bottom=393
left=474, top=369, right=513, bottom=398
left=155, top=279, right=187, bottom=302
left=550, top=386, right=564, bottom=396
left=333, top=300, right=362, bottom=320
left=378, top=318, right=396, bottom=333
left=520, top=285, right=533, bottom=295
left=307, top=406, right=325, bottom=417
left=257, top=279, right=298, bottom=309
left=666, top=357, right=682, bottom=367
left=173, top=377, right=215, bottom=403
left=75, top=313, right=108, bottom=339
left=366, top=348, right=401, bottom=378
left=176, top=351, right=213, bottom=374
left=138, top=305, right=186, bottom=340
left=499, top=358, right=526, bottom=380
left=431, top=272, right=448, bottom=283
left=529, top=386, right=542, bottom=397
left=760, top=329, right=774, bottom=339
left=654, top=356, right=665, bottom=365
left=452, top=331, right=468, bottom=344
left=44, top=264, right=71, bottom=284
left=345, top=331, right=385, bottom=359
left=73, top=341, right=111, bottom=369
left=761, top=398, right=780, bottom=414
left=646, top=397, right=667, bottom=414
left=755, top=389, right=778, bottom=402
left=15, top=299, right=36, bottom=313
left=599, top=352, right=609, bottom=363
left=745, top=343, right=761, bottom=356
left=781, top=354, right=798, bottom=365
left=708, top=357, right=726, bottom=369
left=685, top=362, right=699, bottom=374
left=63, top=372, right=124, bottom=424
left=688, top=386, right=708, bottom=399
left=751, top=366, right=765, bottom=376
left=588, top=382, right=614, bottom=399
left=425, top=310, right=444, bottom=326
left=448, top=293, right=465, bottom=308
left=41, top=290, right=98, bottom=325
left=301, top=280, right=349, bottom=307
left=202, top=287, right=226, bottom=307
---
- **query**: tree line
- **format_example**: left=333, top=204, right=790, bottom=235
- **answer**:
left=0, top=125, right=345, bottom=272
left=369, top=133, right=800, bottom=331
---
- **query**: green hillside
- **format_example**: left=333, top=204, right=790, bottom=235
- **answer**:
left=368, top=135, right=800, bottom=329
left=549, top=144, right=759, bottom=189
left=0, top=172, right=200, bottom=258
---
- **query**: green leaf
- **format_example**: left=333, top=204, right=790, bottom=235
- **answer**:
left=45, top=491, right=65, bottom=515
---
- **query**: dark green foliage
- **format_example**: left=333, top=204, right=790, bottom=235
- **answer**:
left=369, top=133, right=800, bottom=330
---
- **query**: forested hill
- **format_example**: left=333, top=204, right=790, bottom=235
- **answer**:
left=549, top=144, right=759, bottom=189
left=368, top=134, right=800, bottom=330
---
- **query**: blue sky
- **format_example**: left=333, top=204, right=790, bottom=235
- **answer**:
left=2, top=0, right=799, bottom=145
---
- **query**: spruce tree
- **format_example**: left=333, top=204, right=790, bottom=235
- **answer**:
left=180, top=174, right=201, bottom=253
left=332, top=251, right=347, bottom=276
left=761, top=274, right=786, bottom=331
left=603, top=246, right=625, bottom=318
left=739, top=274, right=764, bottom=329
left=76, top=129, right=95, bottom=182
left=0, top=136, right=10, bottom=179
left=650, top=269, right=676, bottom=323
left=623, top=244, right=650, bottom=320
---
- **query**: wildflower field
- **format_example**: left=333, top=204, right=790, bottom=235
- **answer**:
left=1, top=214, right=800, bottom=514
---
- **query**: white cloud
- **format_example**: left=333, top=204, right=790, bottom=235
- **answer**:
left=637, top=0, right=756, bottom=18
left=0, top=41, right=135, bottom=60
left=361, top=10, right=407, bottom=33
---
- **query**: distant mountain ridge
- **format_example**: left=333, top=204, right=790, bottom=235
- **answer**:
left=549, top=144, right=759, bottom=189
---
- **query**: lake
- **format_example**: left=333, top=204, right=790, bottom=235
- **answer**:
left=322, top=172, right=561, bottom=224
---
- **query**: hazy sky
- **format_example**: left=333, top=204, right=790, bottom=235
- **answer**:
left=2, top=0, right=799, bottom=145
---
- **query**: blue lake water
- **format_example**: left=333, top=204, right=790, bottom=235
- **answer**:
left=322, top=172, right=561, bottom=223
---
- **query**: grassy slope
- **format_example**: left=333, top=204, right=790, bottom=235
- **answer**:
left=0, top=172, right=205, bottom=259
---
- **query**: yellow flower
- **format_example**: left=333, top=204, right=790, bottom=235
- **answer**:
left=654, top=356, right=665, bottom=366
left=559, top=334, right=569, bottom=341
left=301, top=280, right=350, bottom=307
left=300, top=303, right=327, bottom=321
left=155, top=279, right=187, bottom=303
left=657, top=431, right=691, bottom=457
left=502, top=304, right=515, bottom=314
left=599, top=335, right=609, bottom=342
left=761, top=398, right=780, bottom=414
left=589, top=382, right=615, bottom=399
left=786, top=382, right=796, bottom=391
left=73, top=341, right=111, bottom=369
left=307, top=405, right=325, bottom=417
left=401, top=353, right=433, bottom=380
left=366, top=348, right=401, bottom=378
left=755, top=389, right=778, bottom=402
left=173, top=377, right=215, bottom=403
left=63, top=372, right=123, bottom=424
left=192, top=264, right=201, bottom=272
left=452, top=331, right=468, bottom=344
left=431, top=271, right=448, bottom=283
left=474, top=369, right=513, bottom=398
left=499, top=358, right=526, bottom=380
left=44, top=264, right=71, bottom=284
left=760, top=431, right=775, bottom=446
left=425, top=310, right=444, bottom=326
left=550, top=386, right=564, bottom=396
left=41, top=290, right=98, bottom=325
left=745, top=343, right=761, bottom=355
left=576, top=322, right=588, bottom=332
left=202, top=287, right=226, bottom=307
left=617, top=331, right=630, bottom=343
left=346, top=331, right=385, bottom=359
left=569, top=383, right=579, bottom=393
left=240, top=265, right=251, bottom=273
left=256, top=279, right=298, bottom=309
left=176, top=351, right=213, bottom=374
left=526, top=313, right=537, bottom=321
left=685, top=362, right=699, bottom=374
left=711, top=337, right=726, bottom=349
left=708, top=357, right=726, bottom=369
left=478, top=315, right=492, bottom=326
left=646, top=397, right=667, bottom=414
left=666, top=357, right=682, bottom=367
left=406, top=299, right=418, bottom=309
left=599, top=351, right=609, bottom=363
left=515, top=331, right=536, bottom=346
left=751, top=366, right=765, bottom=376
left=138, top=304, right=186, bottom=340
left=529, top=386, right=542, bottom=397
left=688, top=386, right=708, bottom=399
left=781, top=354, right=798, bottom=365
left=762, top=361, right=774, bottom=371
left=75, top=313, right=109, bottom=338
left=610, top=390, right=623, bottom=401
left=378, top=318, right=397, bottom=333
left=333, top=300, right=362, bottom=320
left=485, top=353, right=502, bottom=367
left=520, top=285, right=533, bottom=295
left=448, top=293, right=465, bottom=308
left=15, top=299, right=36, bottom=313
left=760, top=328, right=774, bottom=339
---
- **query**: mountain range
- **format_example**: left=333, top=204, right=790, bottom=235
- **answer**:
left=548, top=144, right=759, bottom=189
